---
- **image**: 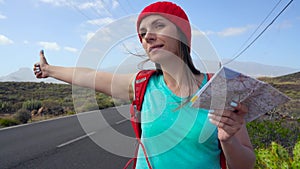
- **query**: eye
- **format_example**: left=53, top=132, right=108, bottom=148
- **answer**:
left=155, top=23, right=165, bottom=29
left=140, top=32, right=146, bottom=38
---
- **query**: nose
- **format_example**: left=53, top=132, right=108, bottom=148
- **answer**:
left=145, top=31, right=156, bottom=43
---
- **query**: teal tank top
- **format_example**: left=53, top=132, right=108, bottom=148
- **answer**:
left=135, top=73, right=221, bottom=169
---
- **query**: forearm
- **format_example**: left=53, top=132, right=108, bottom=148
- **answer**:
left=44, top=65, right=97, bottom=88
left=221, top=137, right=256, bottom=169
left=39, top=63, right=133, bottom=100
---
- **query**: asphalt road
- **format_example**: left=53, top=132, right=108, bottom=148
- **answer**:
left=0, top=105, right=137, bottom=169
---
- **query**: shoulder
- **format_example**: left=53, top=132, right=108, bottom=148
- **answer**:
left=130, top=70, right=158, bottom=100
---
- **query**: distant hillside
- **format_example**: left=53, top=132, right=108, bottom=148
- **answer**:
left=259, top=71, right=300, bottom=83
left=259, top=71, right=300, bottom=100
left=223, top=60, right=298, bottom=77
left=258, top=71, right=300, bottom=120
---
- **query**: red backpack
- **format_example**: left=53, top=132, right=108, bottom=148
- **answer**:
left=123, top=70, right=226, bottom=169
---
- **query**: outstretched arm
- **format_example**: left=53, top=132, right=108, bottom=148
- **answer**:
left=33, top=50, right=134, bottom=101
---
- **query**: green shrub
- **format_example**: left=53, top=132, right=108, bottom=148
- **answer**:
left=0, top=118, right=19, bottom=127
left=42, top=100, right=64, bottom=115
left=0, top=101, right=12, bottom=114
left=22, top=99, right=42, bottom=111
left=14, top=109, right=31, bottom=124
left=255, top=141, right=300, bottom=169
left=66, top=111, right=75, bottom=115
left=96, top=93, right=114, bottom=109
left=247, top=120, right=299, bottom=153
left=293, top=141, right=300, bottom=168
left=81, top=102, right=99, bottom=112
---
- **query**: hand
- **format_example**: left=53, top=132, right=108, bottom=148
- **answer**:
left=33, top=50, right=49, bottom=78
left=208, top=102, right=248, bottom=142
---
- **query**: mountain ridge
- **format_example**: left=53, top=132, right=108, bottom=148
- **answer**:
left=0, top=60, right=298, bottom=82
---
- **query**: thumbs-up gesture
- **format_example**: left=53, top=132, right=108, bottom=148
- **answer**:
left=33, top=50, right=49, bottom=78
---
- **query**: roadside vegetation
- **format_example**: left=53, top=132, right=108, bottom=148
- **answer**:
left=0, top=82, right=126, bottom=126
left=0, top=71, right=299, bottom=168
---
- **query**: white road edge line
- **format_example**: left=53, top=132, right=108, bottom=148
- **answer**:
left=57, top=131, right=96, bottom=148
left=115, top=119, right=128, bottom=125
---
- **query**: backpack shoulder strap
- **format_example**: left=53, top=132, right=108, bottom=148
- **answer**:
left=130, top=69, right=156, bottom=138
left=206, top=73, right=214, bottom=81
left=133, top=70, right=157, bottom=111
left=130, top=70, right=156, bottom=140
left=126, top=70, right=156, bottom=169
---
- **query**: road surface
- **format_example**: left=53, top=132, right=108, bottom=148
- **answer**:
left=0, top=105, right=136, bottom=169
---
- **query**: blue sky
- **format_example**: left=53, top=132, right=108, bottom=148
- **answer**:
left=0, top=0, right=299, bottom=77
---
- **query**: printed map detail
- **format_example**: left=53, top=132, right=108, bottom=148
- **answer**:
left=191, top=66, right=291, bottom=122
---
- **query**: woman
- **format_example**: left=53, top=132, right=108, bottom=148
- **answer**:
left=34, top=1, right=255, bottom=169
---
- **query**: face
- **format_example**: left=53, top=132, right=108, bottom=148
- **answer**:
left=139, top=15, right=180, bottom=64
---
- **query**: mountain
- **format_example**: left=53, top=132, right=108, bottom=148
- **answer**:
left=223, top=60, right=298, bottom=77
left=0, top=60, right=298, bottom=83
left=0, top=67, right=62, bottom=83
left=260, top=71, right=300, bottom=83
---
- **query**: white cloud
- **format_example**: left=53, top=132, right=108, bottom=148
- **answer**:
left=87, top=17, right=114, bottom=26
left=39, top=0, right=67, bottom=6
left=78, top=1, right=103, bottom=10
left=83, top=32, right=96, bottom=42
left=78, top=1, right=95, bottom=9
left=38, top=41, right=60, bottom=51
left=96, top=27, right=112, bottom=40
left=64, top=46, right=78, bottom=53
left=0, top=34, right=13, bottom=45
left=80, top=0, right=118, bottom=11
left=218, top=27, right=249, bottom=37
left=38, top=0, right=115, bottom=16
left=192, top=30, right=206, bottom=36
left=112, top=0, right=119, bottom=9
left=82, top=27, right=113, bottom=43
left=0, top=13, right=6, bottom=19
left=78, top=0, right=112, bottom=16
left=204, top=25, right=253, bottom=37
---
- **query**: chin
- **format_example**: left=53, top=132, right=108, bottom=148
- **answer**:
left=149, top=52, right=175, bottom=65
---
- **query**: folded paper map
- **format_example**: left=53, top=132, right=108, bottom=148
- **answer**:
left=190, top=66, right=291, bottom=122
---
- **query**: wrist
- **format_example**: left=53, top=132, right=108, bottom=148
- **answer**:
left=220, top=135, right=237, bottom=145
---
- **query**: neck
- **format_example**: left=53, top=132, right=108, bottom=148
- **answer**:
left=161, top=64, right=201, bottom=97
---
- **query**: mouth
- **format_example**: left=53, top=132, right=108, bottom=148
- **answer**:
left=149, top=44, right=164, bottom=53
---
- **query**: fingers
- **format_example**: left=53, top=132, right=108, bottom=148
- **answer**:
left=207, top=102, right=249, bottom=141
left=33, top=63, right=42, bottom=77
left=208, top=109, right=243, bottom=127
left=208, top=103, right=248, bottom=140
left=33, top=50, right=47, bottom=78
left=209, top=110, right=243, bottom=141
left=230, top=101, right=248, bottom=115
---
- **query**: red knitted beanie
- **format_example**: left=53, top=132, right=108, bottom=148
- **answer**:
left=137, top=1, right=191, bottom=48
